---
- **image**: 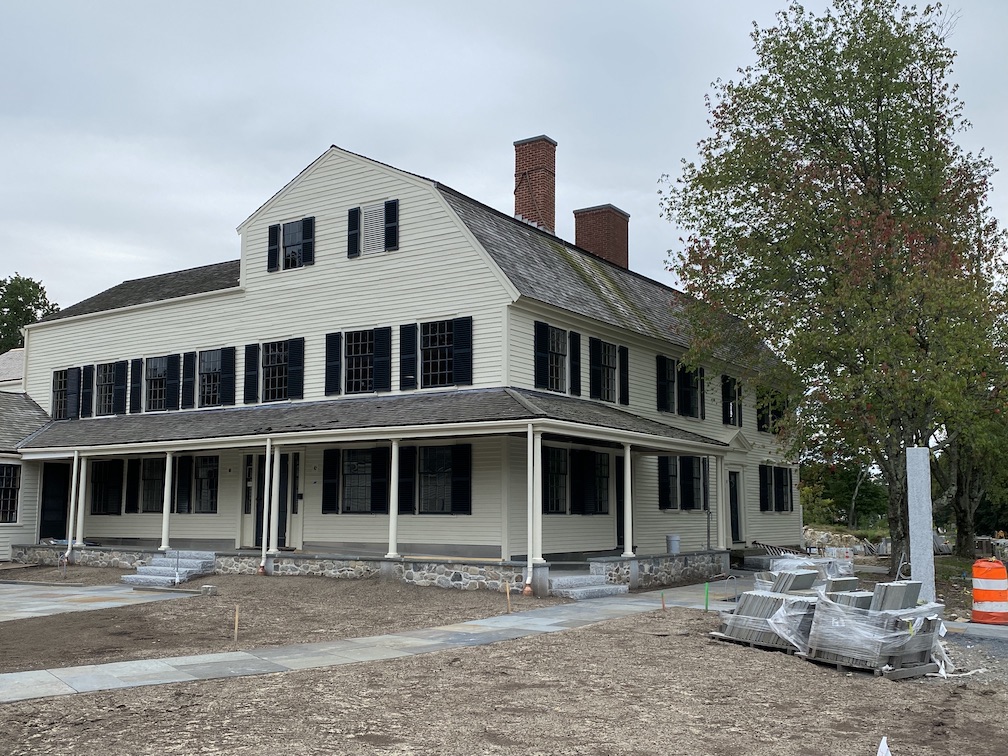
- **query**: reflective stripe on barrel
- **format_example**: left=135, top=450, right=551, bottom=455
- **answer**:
left=972, top=558, right=1008, bottom=625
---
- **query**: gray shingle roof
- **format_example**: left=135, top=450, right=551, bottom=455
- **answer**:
left=41, top=261, right=240, bottom=322
left=0, top=392, right=50, bottom=453
left=0, top=348, right=24, bottom=383
left=439, top=186, right=697, bottom=349
left=20, top=388, right=724, bottom=451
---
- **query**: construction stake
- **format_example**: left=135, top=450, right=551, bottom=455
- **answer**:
left=505, top=582, right=512, bottom=613
left=233, top=604, right=240, bottom=644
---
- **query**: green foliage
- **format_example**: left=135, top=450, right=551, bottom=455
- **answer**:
left=660, top=0, right=1007, bottom=570
left=0, top=273, right=58, bottom=353
left=802, top=462, right=888, bottom=528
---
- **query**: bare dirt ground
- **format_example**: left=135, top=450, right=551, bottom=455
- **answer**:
left=2, top=565, right=1007, bottom=755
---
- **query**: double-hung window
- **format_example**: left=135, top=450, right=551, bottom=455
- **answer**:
left=659, top=455, right=708, bottom=511
left=543, top=446, right=568, bottom=514
left=342, top=450, right=373, bottom=513
left=656, top=355, right=676, bottom=412
left=677, top=363, right=704, bottom=419
left=0, top=464, right=20, bottom=523
left=760, top=464, right=794, bottom=512
left=400, top=318, right=472, bottom=390
left=589, top=338, right=628, bottom=405
left=91, top=460, right=123, bottom=515
left=146, top=357, right=168, bottom=411
left=193, top=456, right=219, bottom=514
left=547, top=327, right=567, bottom=392
left=534, top=321, right=581, bottom=395
left=267, top=217, right=314, bottom=272
left=345, top=330, right=375, bottom=394
left=421, top=321, right=454, bottom=388
left=141, top=458, right=165, bottom=513
left=722, top=375, right=742, bottom=427
left=395, top=444, right=471, bottom=515
left=95, top=363, right=116, bottom=416
left=51, top=370, right=68, bottom=420
left=199, top=350, right=222, bottom=407
left=262, top=341, right=289, bottom=402
left=757, top=390, right=785, bottom=433
left=419, top=446, right=453, bottom=513
left=599, top=342, right=617, bottom=402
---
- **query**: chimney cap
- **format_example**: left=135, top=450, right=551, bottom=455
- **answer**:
left=514, top=134, right=558, bottom=147
left=573, top=203, right=630, bottom=220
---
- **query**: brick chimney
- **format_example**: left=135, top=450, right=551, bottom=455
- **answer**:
left=573, top=204, right=630, bottom=268
left=514, top=135, right=557, bottom=233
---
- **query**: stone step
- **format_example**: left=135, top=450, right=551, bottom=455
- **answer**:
left=121, top=574, right=187, bottom=588
left=136, top=566, right=209, bottom=579
left=549, top=573, right=607, bottom=590
left=150, top=557, right=214, bottom=571
left=551, top=583, right=629, bottom=600
left=165, top=549, right=217, bottom=562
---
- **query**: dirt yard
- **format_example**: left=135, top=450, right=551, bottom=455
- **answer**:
left=1, top=566, right=1007, bottom=755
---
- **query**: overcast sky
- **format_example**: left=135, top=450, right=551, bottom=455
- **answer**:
left=1, top=1, right=1006, bottom=311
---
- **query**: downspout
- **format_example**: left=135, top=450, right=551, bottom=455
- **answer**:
left=525, top=423, right=534, bottom=592
left=63, top=451, right=80, bottom=563
left=258, top=437, right=272, bottom=573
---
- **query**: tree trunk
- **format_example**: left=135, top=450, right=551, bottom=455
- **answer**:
left=951, top=454, right=985, bottom=559
left=885, top=465, right=909, bottom=578
left=847, top=468, right=866, bottom=530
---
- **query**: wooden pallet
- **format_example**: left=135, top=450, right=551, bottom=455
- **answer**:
left=709, top=630, right=797, bottom=655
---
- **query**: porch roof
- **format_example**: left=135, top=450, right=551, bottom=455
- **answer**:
left=18, top=387, right=726, bottom=454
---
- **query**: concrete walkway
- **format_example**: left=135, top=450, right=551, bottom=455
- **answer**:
left=1, top=573, right=1005, bottom=704
left=0, top=582, right=195, bottom=622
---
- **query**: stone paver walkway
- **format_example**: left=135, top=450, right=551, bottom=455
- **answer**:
left=0, top=582, right=195, bottom=622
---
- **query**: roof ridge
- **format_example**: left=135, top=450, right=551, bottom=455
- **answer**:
left=503, top=386, right=547, bottom=417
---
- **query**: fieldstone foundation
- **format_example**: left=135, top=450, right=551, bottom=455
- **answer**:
left=13, top=544, right=155, bottom=569
left=590, top=550, right=729, bottom=590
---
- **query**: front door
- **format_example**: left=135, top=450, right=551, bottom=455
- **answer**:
left=729, top=471, right=742, bottom=543
left=254, top=453, right=291, bottom=548
left=39, top=462, right=71, bottom=540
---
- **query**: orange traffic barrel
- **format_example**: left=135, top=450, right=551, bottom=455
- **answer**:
left=972, top=558, right=1008, bottom=625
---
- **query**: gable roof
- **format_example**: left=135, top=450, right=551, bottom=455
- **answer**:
left=439, top=186, right=695, bottom=349
left=39, top=261, right=240, bottom=323
left=0, top=392, right=50, bottom=453
left=0, top=348, right=24, bottom=384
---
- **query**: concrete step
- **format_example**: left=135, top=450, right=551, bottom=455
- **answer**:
left=165, top=549, right=217, bottom=562
left=150, top=557, right=213, bottom=571
left=549, top=573, right=606, bottom=590
left=551, top=583, right=630, bottom=600
left=121, top=574, right=187, bottom=588
left=135, top=566, right=209, bottom=579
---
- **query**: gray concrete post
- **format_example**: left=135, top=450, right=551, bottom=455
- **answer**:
left=906, top=447, right=936, bottom=603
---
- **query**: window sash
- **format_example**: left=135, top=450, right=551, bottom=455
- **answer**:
left=193, top=456, right=219, bottom=513
left=543, top=447, right=567, bottom=514
left=418, top=446, right=452, bottom=513
left=146, top=356, right=168, bottom=411
left=600, top=342, right=617, bottom=402
left=547, top=326, right=567, bottom=392
left=420, top=321, right=453, bottom=388
left=341, top=449, right=373, bottom=513
left=282, top=220, right=304, bottom=269
left=95, top=363, right=116, bottom=416
left=141, top=457, right=165, bottom=513
left=0, top=464, right=19, bottom=523
left=199, top=349, right=222, bottom=407
left=52, top=370, right=68, bottom=420
left=262, top=341, right=289, bottom=401
left=345, top=330, right=375, bottom=394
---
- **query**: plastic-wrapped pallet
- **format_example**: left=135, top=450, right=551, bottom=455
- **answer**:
left=719, top=590, right=817, bottom=650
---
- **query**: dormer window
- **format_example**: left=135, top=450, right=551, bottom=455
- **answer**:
left=267, top=217, right=315, bottom=272
left=348, top=200, right=399, bottom=258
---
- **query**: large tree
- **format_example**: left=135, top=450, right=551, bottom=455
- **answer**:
left=661, top=0, right=1007, bottom=573
left=0, top=273, right=59, bottom=352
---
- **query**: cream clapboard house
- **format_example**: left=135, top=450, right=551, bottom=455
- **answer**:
left=1, top=136, right=801, bottom=571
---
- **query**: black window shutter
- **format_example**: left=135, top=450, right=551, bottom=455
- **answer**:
left=370, top=447, right=390, bottom=514
left=287, top=337, right=305, bottom=399
left=679, top=456, right=697, bottom=511
left=80, top=365, right=94, bottom=418
left=759, top=465, right=771, bottom=511
left=347, top=208, right=361, bottom=258
left=129, top=359, right=143, bottom=414
left=165, top=354, right=181, bottom=411
left=374, top=327, right=392, bottom=392
left=533, top=321, right=549, bottom=389
left=384, top=199, right=399, bottom=251
left=220, top=347, right=236, bottom=406
left=658, top=455, right=671, bottom=510
left=267, top=224, right=280, bottom=272
left=702, top=457, right=710, bottom=510
left=722, top=375, right=732, bottom=424
left=450, top=444, right=472, bottom=515
left=66, top=367, right=81, bottom=420
left=569, top=331, right=581, bottom=396
left=656, top=356, right=670, bottom=412
left=399, top=324, right=417, bottom=390
left=181, top=352, right=196, bottom=409
left=787, top=468, right=794, bottom=511
left=569, top=449, right=590, bottom=515
left=322, top=449, right=340, bottom=514
left=398, top=446, right=416, bottom=514
left=737, top=384, right=743, bottom=427
left=588, top=338, right=602, bottom=400
left=699, top=367, right=706, bottom=420
left=174, top=455, right=193, bottom=513
left=301, top=217, right=315, bottom=266
left=324, top=332, right=342, bottom=396
left=774, top=466, right=787, bottom=512
left=112, top=360, right=128, bottom=415
left=618, top=346, right=629, bottom=405
left=452, top=316, right=472, bottom=385
left=125, top=459, right=141, bottom=513
left=244, top=344, right=259, bottom=404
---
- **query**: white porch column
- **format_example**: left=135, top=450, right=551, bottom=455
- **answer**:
left=268, top=443, right=282, bottom=554
left=532, top=430, right=544, bottom=563
left=74, top=458, right=88, bottom=546
left=526, top=424, right=534, bottom=574
left=160, top=451, right=174, bottom=551
left=715, top=455, right=727, bottom=550
left=622, top=443, right=634, bottom=557
left=65, top=451, right=80, bottom=547
left=260, top=438, right=272, bottom=567
left=386, top=440, right=400, bottom=558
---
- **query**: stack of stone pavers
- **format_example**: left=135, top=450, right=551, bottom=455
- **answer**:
left=717, top=568, right=821, bottom=651
left=804, top=580, right=943, bottom=678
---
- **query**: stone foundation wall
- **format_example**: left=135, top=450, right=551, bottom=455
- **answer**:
left=395, top=561, right=525, bottom=592
left=590, top=550, right=729, bottom=590
left=13, top=545, right=155, bottom=569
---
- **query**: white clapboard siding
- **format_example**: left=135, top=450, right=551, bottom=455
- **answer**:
left=631, top=455, right=722, bottom=554
left=0, top=460, right=40, bottom=560
left=24, top=150, right=513, bottom=414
